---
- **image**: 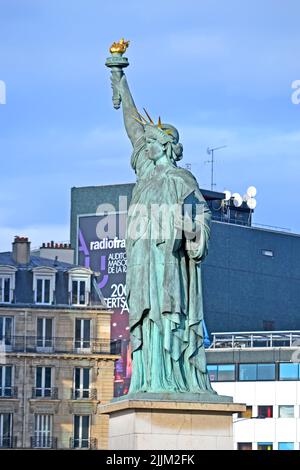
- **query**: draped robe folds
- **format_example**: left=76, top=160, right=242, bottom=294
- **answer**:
left=126, top=141, right=214, bottom=394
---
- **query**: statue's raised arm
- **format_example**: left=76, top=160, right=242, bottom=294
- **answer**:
left=105, top=39, right=144, bottom=148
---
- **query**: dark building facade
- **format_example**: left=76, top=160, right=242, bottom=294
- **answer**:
left=71, top=183, right=300, bottom=335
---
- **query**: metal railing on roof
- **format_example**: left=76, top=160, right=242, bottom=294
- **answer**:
left=209, top=330, right=300, bottom=349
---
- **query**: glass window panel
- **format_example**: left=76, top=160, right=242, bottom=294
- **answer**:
left=238, top=442, right=252, bottom=450
left=45, top=319, right=52, bottom=340
left=258, top=442, right=273, bottom=450
left=278, top=442, right=294, bottom=450
left=5, top=366, right=11, bottom=388
left=2, top=413, right=11, bottom=437
left=36, top=367, right=42, bottom=388
left=75, top=319, right=81, bottom=342
left=75, top=368, right=81, bottom=390
left=279, top=363, right=299, bottom=380
left=278, top=405, right=294, bottom=418
left=239, top=364, right=257, bottom=381
left=37, top=318, right=43, bottom=339
left=83, top=320, right=90, bottom=343
left=74, top=416, right=80, bottom=440
left=45, top=368, right=51, bottom=389
left=44, top=280, right=50, bottom=303
left=258, top=405, right=273, bottom=418
left=79, top=281, right=86, bottom=305
left=4, top=279, right=10, bottom=302
left=72, top=281, right=78, bottom=305
left=4, top=318, right=12, bottom=345
left=0, top=317, right=2, bottom=339
left=207, top=365, right=217, bottom=382
left=83, top=369, right=90, bottom=390
left=81, top=415, right=89, bottom=440
left=257, top=364, right=275, bottom=381
left=37, top=279, right=43, bottom=303
left=217, top=364, right=235, bottom=381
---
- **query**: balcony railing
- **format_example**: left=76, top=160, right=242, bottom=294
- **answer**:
left=32, top=387, right=59, bottom=399
left=69, top=437, right=97, bottom=450
left=1, top=336, right=121, bottom=355
left=70, top=388, right=97, bottom=400
left=31, top=436, right=57, bottom=449
left=0, top=436, right=17, bottom=448
left=0, top=386, right=18, bottom=398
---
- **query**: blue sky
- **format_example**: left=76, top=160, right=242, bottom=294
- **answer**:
left=0, top=0, right=299, bottom=250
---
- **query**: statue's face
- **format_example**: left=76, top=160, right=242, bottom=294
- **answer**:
left=145, top=137, right=164, bottom=161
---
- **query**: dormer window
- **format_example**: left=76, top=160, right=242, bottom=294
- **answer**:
left=33, top=267, right=57, bottom=305
left=0, top=267, right=16, bottom=304
left=68, top=268, right=92, bottom=306
left=36, top=278, right=51, bottom=304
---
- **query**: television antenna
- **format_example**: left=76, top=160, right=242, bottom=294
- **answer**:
left=206, top=145, right=227, bottom=191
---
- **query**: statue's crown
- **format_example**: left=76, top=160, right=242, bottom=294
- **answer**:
left=133, top=108, right=179, bottom=145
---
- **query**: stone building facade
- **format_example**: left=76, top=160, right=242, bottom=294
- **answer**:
left=0, top=236, right=119, bottom=449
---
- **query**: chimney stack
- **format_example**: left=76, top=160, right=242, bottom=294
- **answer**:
left=12, top=236, right=31, bottom=265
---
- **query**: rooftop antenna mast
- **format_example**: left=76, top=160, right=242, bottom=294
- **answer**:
left=206, top=145, right=227, bottom=191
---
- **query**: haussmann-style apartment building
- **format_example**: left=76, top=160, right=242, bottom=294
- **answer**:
left=0, top=236, right=119, bottom=449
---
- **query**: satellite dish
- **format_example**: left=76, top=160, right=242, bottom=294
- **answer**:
left=224, top=190, right=231, bottom=201
left=232, top=193, right=243, bottom=207
left=247, top=198, right=257, bottom=209
left=247, top=186, right=257, bottom=198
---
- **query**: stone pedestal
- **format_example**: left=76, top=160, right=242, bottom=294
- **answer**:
left=100, top=394, right=245, bottom=450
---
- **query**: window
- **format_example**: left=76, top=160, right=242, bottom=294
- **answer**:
left=0, top=277, right=11, bottom=303
left=278, top=442, right=294, bottom=451
left=279, top=363, right=300, bottom=381
left=35, top=367, right=52, bottom=397
left=238, top=442, right=252, bottom=450
left=0, top=413, right=12, bottom=448
left=34, top=414, right=52, bottom=448
left=238, top=406, right=252, bottom=419
left=261, top=250, right=274, bottom=257
left=257, top=405, right=273, bottom=418
left=33, top=267, right=56, bottom=305
left=74, top=368, right=90, bottom=399
left=258, top=442, right=273, bottom=450
left=207, top=365, right=218, bottom=382
left=73, top=415, right=90, bottom=448
left=0, top=316, right=13, bottom=349
left=37, top=318, right=53, bottom=349
left=207, top=364, right=235, bottom=382
left=72, top=280, right=88, bottom=305
left=0, top=366, right=13, bottom=397
left=239, top=364, right=256, bottom=381
left=75, top=319, right=91, bottom=350
left=239, top=363, right=275, bottom=381
left=278, top=405, right=294, bottom=418
left=35, top=278, right=51, bottom=304
left=257, top=364, right=276, bottom=381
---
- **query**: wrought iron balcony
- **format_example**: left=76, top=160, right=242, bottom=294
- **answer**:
left=70, top=388, right=97, bottom=400
left=69, top=437, right=97, bottom=449
left=31, top=387, right=59, bottom=399
left=0, top=436, right=17, bottom=448
left=31, top=436, right=57, bottom=449
left=5, top=336, right=121, bottom=355
left=0, top=386, right=18, bottom=399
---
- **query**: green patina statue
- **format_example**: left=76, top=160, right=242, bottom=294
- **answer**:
left=106, top=40, right=215, bottom=395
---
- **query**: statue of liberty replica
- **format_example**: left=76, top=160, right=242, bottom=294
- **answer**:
left=106, top=40, right=215, bottom=396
